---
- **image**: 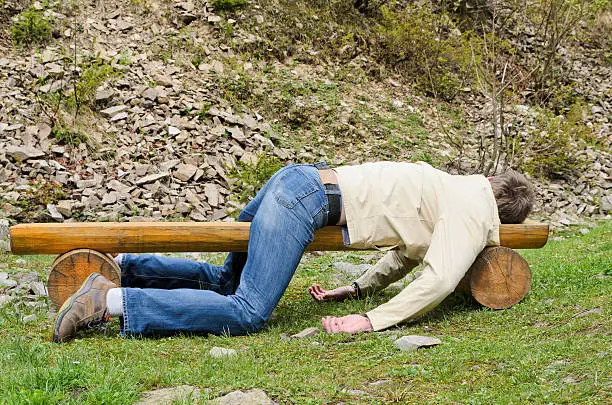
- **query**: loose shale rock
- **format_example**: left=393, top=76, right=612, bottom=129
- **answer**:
left=394, top=335, right=442, bottom=351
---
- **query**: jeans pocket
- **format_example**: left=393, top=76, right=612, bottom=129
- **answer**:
left=273, top=167, right=318, bottom=209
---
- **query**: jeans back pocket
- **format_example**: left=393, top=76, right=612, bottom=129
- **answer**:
left=273, top=166, right=319, bottom=209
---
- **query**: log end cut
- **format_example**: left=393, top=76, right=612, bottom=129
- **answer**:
left=48, top=249, right=121, bottom=308
left=466, top=246, right=532, bottom=309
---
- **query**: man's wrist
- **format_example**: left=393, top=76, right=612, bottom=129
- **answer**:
left=362, top=313, right=373, bottom=331
left=352, top=282, right=362, bottom=298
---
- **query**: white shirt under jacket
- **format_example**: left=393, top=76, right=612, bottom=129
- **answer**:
left=334, top=161, right=501, bottom=331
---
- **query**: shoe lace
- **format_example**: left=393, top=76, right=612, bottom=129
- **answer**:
left=85, top=310, right=112, bottom=336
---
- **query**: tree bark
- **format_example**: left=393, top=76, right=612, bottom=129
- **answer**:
left=10, top=222, right=549, bottom=255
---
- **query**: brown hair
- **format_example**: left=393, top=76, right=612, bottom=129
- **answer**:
left=490, top=170, right=535, bottom=224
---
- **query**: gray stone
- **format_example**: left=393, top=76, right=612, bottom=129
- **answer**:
left=209, top=347, right=237, bottom=358
left=76, top=179, right=98, bottom=189
left=95, top=88, right=115, bottom=103
left=0, top=295, right=14, bottom=306
left=110, top=112, right=129, bottom=122
left=46, top=204, right=64, bottom=222
left=601, top=195, right=612, bottom=212
left=174, top=164, right=197, bottom=182
left=136, top=173, right=170, bottom=186
left=100, top=105, right=128, bottom=118
left=0, top=278, right=17, bottom=289
left=30, top=281, right=47, bottom=296
left=175, top=202, right=191, bottom=214
left=394, top=335, right=442, bottom=351
left=342, top=389, right=369, bottom=397
left=575, top=308, right=602, bottom=318
left=227, top=126, right=246, bottom=142
left=205, top=184, right=220, bottom=207
left=17, top=272, right=38, bottom=284
left=159, top=159, right=180, bottom=172
left=115, top=19, right=134, bottom=32
left=6, top=145, right=45, bottom=161
left=168, top=126, right=181, bottom=136
left=141, top=87, right=158, bottom=101
left=101, top=192, right=118, bottom=205
left=22, top=314, right=37, bottom=324
left=56, top=200, right=73, bottom=217
left=333, top=262, right=372, bottom=278
left=0, top=219, right=9, bottom=251
left=135, top=385, right=200, bottom=405
left=210, top=389, right=276, bottom=405
left=152, top=73, right=174, bottom=87
left=369, top=379, right=392, bottom=386
left=290, top=327, right=319, bottom=339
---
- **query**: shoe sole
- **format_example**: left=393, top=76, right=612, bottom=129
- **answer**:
left=53, top=273, right=101, bottom=343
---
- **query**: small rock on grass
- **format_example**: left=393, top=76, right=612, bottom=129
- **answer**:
left=290, top=327, right=319, bottom=339
left=333, top=262, right=372, bottom=278
left=210, top=389, right=276, bottom=405
left=209, top=347, right=237, bottom=358
left=394, top=335, right=442, bottom=351
left=22, top=314, right=37, bottom=324
left=135, top=385, right=201, bottom=405
left=0, top=295, right=15, bottom=306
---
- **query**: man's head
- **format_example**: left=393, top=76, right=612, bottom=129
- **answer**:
left=490, top=170, right=535, bottom=224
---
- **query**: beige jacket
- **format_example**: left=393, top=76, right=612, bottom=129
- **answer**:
left=334, top=162, right=500, bottom=331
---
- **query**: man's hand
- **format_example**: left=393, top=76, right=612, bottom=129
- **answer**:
left=309, top=284, right=355, bottom=302
left=322, top=314, right=373, bottom=334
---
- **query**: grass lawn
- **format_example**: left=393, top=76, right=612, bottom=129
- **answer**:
left=0, top=221, right=610, bottom=404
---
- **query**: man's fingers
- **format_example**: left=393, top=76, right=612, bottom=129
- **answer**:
left=322, top=317, right=330, bottom=332
left=322, top=316, right=335, bottom=333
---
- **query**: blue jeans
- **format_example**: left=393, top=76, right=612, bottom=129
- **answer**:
left=119, top=164, right=329, bottom=336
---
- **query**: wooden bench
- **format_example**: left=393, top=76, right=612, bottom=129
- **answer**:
left=9, top=221, right=549, bottom=309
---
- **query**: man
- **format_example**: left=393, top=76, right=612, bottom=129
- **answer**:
left=52, top=161, right=534, bottom=342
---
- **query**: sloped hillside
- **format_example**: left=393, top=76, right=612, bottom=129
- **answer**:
left=0, top=0, right=610, bottom=233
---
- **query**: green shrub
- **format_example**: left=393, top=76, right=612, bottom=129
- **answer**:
left=44, top=58, right=117, bottom=113
left=227, top=154, right=283, bottom=217
left=518, top=110, right=589, bottom=178
left=219, top=70, right=253, bottom=105
left=16, top=180, right=66, bottom=209
left=235, top=1, right=472, bottom=100
left=72, top=60, right=116, bottom=107
left=11, top=8, right=52, bottom=47
left=213, top=0, right=248, bottom=11
left=51, top=126, right=89, bottom=147
left=375, top=5, right=474, bottom=100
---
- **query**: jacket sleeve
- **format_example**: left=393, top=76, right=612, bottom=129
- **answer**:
left=354, top=250, right=420, bottom=295
left=365, top=214, right=489, bottom=331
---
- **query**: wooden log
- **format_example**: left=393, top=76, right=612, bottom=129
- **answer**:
left=456, top=246, right=532, bottom=309
left=9, top=221, right=549, bottom=255
left=47, top=249, right=121, bottom=308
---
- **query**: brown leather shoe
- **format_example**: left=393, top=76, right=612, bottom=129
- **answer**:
left=53, top=272, right=116, bottom=343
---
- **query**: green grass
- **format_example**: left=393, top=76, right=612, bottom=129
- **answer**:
left=0, top=223, right=610, bottom=404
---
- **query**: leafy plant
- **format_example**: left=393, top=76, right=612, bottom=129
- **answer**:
left=51, top=126, right=89, bottom=147
left=227, top=154, right=283, bottom=217
left=213, top=0, right=248, bottom=11
left=376, top=4, right=474, bottom=100
left=7, top=180, right=67, bottom=212
left=517, top=109, right=589, bottom=178
left=70, top=60, right=116, bottom=109
left=11, top=8, right=52, bottom=47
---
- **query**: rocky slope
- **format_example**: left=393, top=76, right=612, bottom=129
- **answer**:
left=0, top=0, right=610, bottom=248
